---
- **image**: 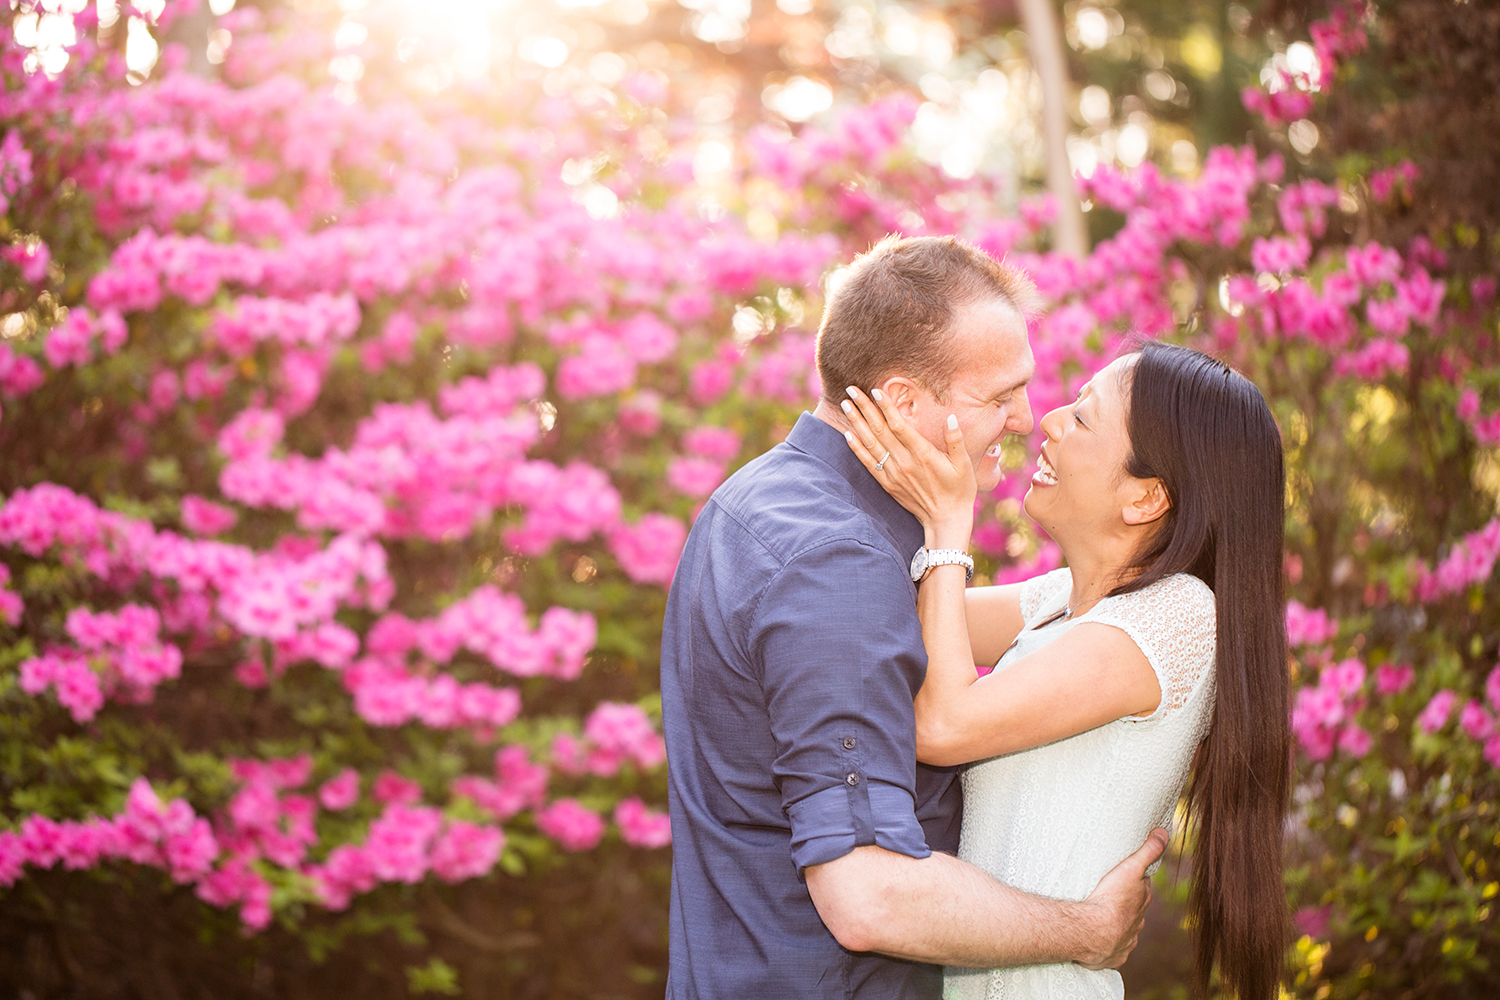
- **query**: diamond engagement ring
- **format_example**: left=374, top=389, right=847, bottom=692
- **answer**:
left=874, top=451, right=891, bottom=471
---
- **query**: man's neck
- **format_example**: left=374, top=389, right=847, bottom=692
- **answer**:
left=811, top=398, right=852, bottom=434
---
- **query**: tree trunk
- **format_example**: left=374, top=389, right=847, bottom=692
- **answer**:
left=1018, top=0, right=1088, bottom=258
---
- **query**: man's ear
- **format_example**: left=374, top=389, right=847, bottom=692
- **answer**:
left=1122, top=478, right=1172, bottom=526
left=880, top=376, right=920, bottom=417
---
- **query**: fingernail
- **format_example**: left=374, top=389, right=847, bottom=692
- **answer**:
left=947, top=414, right=958, bottom=431
left=844, top=431, right=855, bottom=443
left=840, top=399, right=852, bottom=414
left=871, top=388, right=883, bottom=401
left=845, top=386, right=859, bottom=398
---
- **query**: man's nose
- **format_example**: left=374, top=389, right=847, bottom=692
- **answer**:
left=1008, top=393, right=1035, bottom=436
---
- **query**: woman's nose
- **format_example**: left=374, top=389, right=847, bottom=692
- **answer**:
left=1038, top=404, right=1066, bottom=440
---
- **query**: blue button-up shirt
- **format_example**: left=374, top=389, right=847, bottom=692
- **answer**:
left=661, top=412, right=963, bottom=999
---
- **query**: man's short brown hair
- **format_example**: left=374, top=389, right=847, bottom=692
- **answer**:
left=815, top=234, right=1037, bottom=403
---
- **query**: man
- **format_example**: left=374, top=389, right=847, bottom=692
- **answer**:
left=661, top=235, right=1165, bottom=998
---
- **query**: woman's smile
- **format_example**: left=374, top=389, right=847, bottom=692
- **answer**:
left=1032, top=449, right=1059, bottom=487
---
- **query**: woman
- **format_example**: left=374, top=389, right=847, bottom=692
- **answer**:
left=840, top=341, right=1290, bottom=1000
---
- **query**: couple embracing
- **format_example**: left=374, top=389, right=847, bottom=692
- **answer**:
left=660, top=236, right=1291, bottom=1000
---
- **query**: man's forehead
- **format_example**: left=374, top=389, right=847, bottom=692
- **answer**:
left=954, top=314, right=1033, bottom=389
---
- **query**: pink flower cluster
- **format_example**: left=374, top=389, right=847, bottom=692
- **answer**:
left=0, top=780, right=217, bottom=892
left=18, top=604, right=182, bottom=721
left=42, top=305, right=128, bottom=368
left=1241, top=82, right=1315, bottom=127
left=1292, top=658, right=1371, bottom=760
left=1413, top=518, right=1500, bottom=602
left=309, top=804, right=504, bottom=909
left=614, top=797, right=672, bottom=849
left=534, top=798, right=606, bottom=852
left=1457, top=389, right=1500, bottom=446
left=609, top=513, right=688, bottom=587
left=1368, top=161, right=1419, bottom=205
left=181, top=494, right=238, bottom=536
left=0, top=562, right=22, bottom=626
left=550, top=702, right=667, bottom=779
left=0, top=341, right=45, bottom=398
left=341, top=659, right=522, bottom=730
left=453, top=746, right=550, bottom=822
left=0, top=128, right=34, bottom=217
left=1417, top=667, right=1500, bottom=768
left=364, top=586, right=596, bottom=679
left=1286, top=600, right=1339, bottom=648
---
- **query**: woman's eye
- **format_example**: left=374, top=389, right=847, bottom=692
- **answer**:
left=1073, top=411, right=1086, bottom=427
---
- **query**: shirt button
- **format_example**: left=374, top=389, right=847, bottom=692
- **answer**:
left=843, top=737, right=856, bottom=750
left=845, top=773, right=860, bottom=787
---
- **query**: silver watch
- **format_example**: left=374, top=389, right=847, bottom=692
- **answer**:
left=909, top=547, right=974, bottom=583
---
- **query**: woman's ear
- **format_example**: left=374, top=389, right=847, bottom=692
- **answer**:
left=1122, top=478, right=1172, bottom=526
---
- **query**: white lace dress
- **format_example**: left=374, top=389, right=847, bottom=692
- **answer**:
left=943, top=568, right=1217, bottom=1000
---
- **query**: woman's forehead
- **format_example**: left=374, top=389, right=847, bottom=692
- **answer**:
left=1083, top=354, right=1137, bottom=403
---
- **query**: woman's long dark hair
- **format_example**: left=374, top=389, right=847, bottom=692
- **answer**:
left=1108, top=341, right=1290, bottom=1000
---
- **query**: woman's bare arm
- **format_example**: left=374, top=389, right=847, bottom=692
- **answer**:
left=964, top=584, right=1027, bottom=667
left=915, top=562, right=1161, bottom=766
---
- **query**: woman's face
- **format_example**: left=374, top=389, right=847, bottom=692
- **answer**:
left=1023, top=355, right=1146, bottom=542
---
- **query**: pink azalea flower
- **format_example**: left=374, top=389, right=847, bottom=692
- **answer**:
left=1374, top=663, right=1414, bottom=696
left=614, top=798, right=672, bottom=849
left=1417, top=690, right=1457, bottom=734
left=319, top=769, right=361, bottom=811
left=534, top=799, right=606, bottom=852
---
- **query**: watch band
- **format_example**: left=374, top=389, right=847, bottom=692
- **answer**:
left=911, top=547, right=974, bottom=583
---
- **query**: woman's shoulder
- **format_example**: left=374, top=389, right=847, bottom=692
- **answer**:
left=1087, top=573, right=1217, bottom=654
left=1090, top=573, right=1217, bottom=721
left=1132, top=571, right=1215, bottom=611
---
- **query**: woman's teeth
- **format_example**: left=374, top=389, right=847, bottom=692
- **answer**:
left=985, top=443, right=1003, bottom=458
left=1034, top=452, right=1059, bottom=486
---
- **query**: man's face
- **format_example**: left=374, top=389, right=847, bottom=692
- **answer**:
left=886, top=297, right=1035, bottom=493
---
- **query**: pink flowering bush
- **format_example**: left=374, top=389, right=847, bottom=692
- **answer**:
left=0, top=0, right=1496, bottom=996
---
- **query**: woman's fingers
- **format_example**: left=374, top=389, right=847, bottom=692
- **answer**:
left=843, top=385, right=892, bottom=444
left=839, top=394, right=885, bottom=460
left=943, top=413, right=969, bottom=466
left=843, top=427, right=880, bottom=475
left=866, top=385, right=924, bottom=451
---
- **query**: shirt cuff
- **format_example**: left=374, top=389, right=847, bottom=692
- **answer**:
left=787, top=781, right=932, bottom=873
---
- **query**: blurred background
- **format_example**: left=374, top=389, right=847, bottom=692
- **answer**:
left=1, top=0, right=1497, bottom=998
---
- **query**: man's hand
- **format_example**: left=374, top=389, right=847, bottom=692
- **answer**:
left=1074, top=828, right=1169, bottom=970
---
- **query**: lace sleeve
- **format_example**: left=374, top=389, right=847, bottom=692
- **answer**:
left=1019, top=567, right=1072, bottom=625
left=1085, top=573, right=1216, bottom=721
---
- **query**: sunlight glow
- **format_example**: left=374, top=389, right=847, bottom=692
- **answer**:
left=692, top=139, right=734, bottom=185
left=1079, top=85, right=1111, bottom=127
left=125, top=15, right=159, bottom=78
left=13, top=4, right=82, bottom=77
left=519, top=35, right=569, bottom=68
left=762, top=76, right=832, bottom=122
left=1116, top=122, right=1149, bottom=168
left=1075, top=8, right=1110, bottom=50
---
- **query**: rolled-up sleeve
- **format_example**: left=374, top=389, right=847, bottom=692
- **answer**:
left=751, top=539, right=931, bottom=873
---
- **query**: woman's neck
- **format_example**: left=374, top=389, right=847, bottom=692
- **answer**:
left=1059, top=536, right=1140, bottom=615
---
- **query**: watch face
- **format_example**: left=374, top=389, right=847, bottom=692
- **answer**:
left=909, top=547, right=927, bottom=581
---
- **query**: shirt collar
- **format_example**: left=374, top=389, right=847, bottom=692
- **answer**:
left=784, top=412, right=925, bottom=559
